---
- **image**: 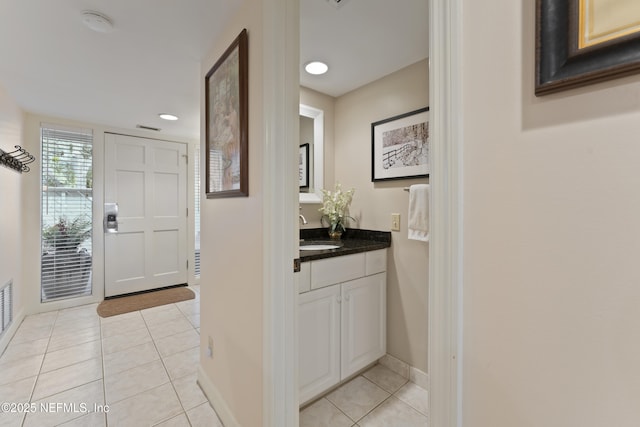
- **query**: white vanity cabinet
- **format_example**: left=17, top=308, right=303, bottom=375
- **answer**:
left=298, top=249, right=387, bottom=405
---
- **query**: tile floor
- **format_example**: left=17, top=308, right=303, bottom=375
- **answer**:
left=1, top=284, right=429, bottom=427
left=0, top=285, right=222, bottom=427
left=299, top=363, right=429, bottom=427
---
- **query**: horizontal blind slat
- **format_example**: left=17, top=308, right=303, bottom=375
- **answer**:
left=41, top=124, right=93, bottom=302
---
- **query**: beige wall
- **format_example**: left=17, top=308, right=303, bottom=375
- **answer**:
left=198, top=1, right=264, bottom=426
left=0, top=84, right=25, bottom=340
left=334, top=60, right=429, bottom=372
left=461, top=1, right=640, bottom=426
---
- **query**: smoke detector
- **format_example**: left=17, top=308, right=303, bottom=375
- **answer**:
left=81, top=11, right=114, bottom=33
left=326, top=0, right=349, bottom=9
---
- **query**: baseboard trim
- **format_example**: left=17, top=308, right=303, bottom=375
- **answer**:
left=197, top=365, right=241, bottom=427
left=0, top=308, right=25, bottom=357
left=379, top=353, right=429, bottom=390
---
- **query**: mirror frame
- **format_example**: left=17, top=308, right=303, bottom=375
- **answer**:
left=299, top=104, right=324, bottom=204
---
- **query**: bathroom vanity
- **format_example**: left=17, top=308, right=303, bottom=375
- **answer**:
left=297, top=229, right=391, bottom=405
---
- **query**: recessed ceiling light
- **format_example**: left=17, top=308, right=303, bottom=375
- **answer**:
left=158, top=113, right=179, bottom=121
left=81, top=11, right=114, bottom=33
left=305, top=61, right=329, bottom=75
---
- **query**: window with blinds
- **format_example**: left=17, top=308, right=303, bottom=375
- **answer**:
left=194, top=147, right=201, bottom=277
left=41, top=124, right=93, bottom=302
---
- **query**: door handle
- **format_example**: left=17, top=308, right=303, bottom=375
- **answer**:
left=104, top=203, right=118, bottom=233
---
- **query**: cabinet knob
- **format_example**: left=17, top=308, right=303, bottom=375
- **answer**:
left=337, top=295, right=342, bottom=303
left=345, top=294, right=350, bottom=301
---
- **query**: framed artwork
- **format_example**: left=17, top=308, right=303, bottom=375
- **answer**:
left=299, top=143, right=309, bottom=189
left=371, top=107, right=429, bottom=182
left=205, top=29, right=248, bottom=198
left=536, top=0, right=640, bottom=95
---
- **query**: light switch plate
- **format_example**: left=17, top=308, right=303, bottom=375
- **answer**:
left=391, top=213, right=401, bottom=231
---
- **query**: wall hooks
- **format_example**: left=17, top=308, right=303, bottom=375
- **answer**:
left=0, top=145, right=35, bottom=173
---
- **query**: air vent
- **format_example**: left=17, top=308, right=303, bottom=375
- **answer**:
left=326, top=0, right=349, bottom=9
left=136, top=125, right=161, bottom=132
left=0, top=281, right=13, bottom=338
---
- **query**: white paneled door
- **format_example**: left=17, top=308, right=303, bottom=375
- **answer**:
left=104, top=133, right=188, bottom=297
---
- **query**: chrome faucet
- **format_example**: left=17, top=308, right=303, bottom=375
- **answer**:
left=299, top=206, right=308, bottom=225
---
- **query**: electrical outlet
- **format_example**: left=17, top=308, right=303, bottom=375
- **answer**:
left=391, top=213, right=401, bottom=231
left=207, top=336, right=214, bottom=358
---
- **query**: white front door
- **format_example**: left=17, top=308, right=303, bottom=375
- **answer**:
left=104, top=133, right=188, bottom=297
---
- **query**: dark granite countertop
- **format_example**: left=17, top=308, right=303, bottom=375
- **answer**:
left=299, top=228, right=391, bottom=262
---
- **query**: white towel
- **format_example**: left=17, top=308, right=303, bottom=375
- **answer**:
left=408, top=184, right=429, bottom=242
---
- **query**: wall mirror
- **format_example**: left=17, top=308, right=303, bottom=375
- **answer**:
left=299, top=104, right=324, bottom=204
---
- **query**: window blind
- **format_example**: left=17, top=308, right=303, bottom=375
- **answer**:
left=194, top=147, right=201, bottom=277
left=41, top=124, right=93, bottom=302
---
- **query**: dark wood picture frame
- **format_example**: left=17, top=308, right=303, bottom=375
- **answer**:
left=371, top=107, right=429, bottom=182
left=299, top=143, right=309, bottom=189
left=205, top=29, right=248, bottom=198
left=536, top=0, right=640, bottom=96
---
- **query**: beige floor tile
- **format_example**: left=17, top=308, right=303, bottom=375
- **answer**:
left=19, top=311, right=58, bottom=329
left=10, top=324, right=53, bottom=344
left=326, top=376, right=390, bottom=422
left=142, top=305, right=185, bottom=326
left=106, top=383, right=183, bottom=427
left=48, top=325, right=101, bottom=352
left=102, top=341, right=160, bottom=376
left=147, top=316, right=194, bottom=341
left=99, top=310, right=142, bottom=325
left=32, top=357, right=102, bottom=401
left=0, top=410, right=25, bottom=427
left=176, top=300, right=200, bottom=317
left=24, top=379, right=104, bottom=427
left=0, top=375, right=37, bottom=405
left=358, top=396, right=427, bottom=427
left=57, top=411, right=106, bottom=427
left=300, top=398, right=354, bottom=427
left=41, top=339, right=101, bottom=373
left=153, top=413, right=191, bottom=426
left=101, top=327, right=152, bottom=355
left=155, top=328, right=199, bottom=357
left=171, top=374, right=208, bottom=410
left=186, top=402, right=224, bottom=427
left=105, top=359, right=170, bottom=404
left=394, top=382, right=428, bottom=416
left=362, top=364, right=409, bottom=394
left=186, top=314, right=200, bottom=328
left=101, top=314, right=148, bottom=338
left=0, top=337, right=49, bottom=364
left=162, top=347, right=199, bottom=380
left=0, top=354, right=44, bottom=387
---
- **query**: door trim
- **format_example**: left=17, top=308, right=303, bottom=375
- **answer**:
left=429, top=0, right=464, bottom=425
left=262, top=0, right=299, bottom=425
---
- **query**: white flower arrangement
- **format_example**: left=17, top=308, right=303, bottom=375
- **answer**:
left=319, top=182, right=355, bottom=235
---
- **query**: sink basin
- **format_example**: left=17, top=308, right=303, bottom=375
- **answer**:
left=300, top=243, right=341, bottom=251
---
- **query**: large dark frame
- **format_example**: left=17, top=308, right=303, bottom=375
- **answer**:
left=205, top=29, right=248, bottom=198
left=371, top=107, right=430, bottom=182
left=536, top=0, right=640, bottom=96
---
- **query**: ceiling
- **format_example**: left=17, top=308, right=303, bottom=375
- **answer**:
left=0, top=0, right=428, bottom=142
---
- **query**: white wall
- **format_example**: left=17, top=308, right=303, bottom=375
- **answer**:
left=334, top=60, right=429, bottom=372
left=0, top=83, right=25, bottom=350
left=461, top=1, right=640, bottom=426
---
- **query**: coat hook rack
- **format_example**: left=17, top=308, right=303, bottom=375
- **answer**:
left=0, top=145, right=35, bottom=173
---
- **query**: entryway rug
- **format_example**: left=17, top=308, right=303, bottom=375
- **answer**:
left=96, top=287, right=195, bottom=318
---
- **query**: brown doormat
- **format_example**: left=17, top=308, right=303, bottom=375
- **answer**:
left=97, top=287, right=195, bottom=318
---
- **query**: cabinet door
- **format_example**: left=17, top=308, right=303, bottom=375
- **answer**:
left=341, top=273, right=386, bottom=379
left=298, top=284, right=341, bottom=404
